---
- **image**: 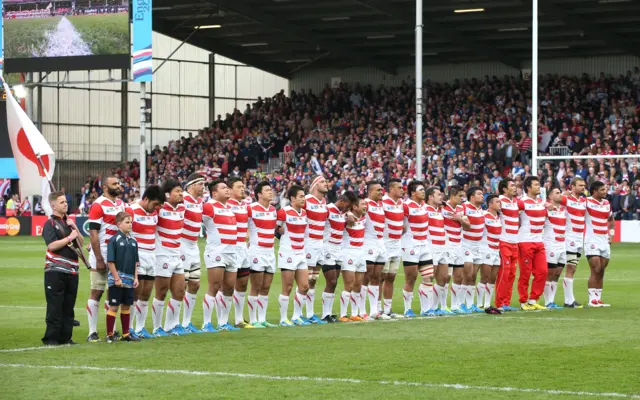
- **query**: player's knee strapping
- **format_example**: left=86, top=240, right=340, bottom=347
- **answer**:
left=419, top=264, right=434, bottom=283
left=566, top=253, right=579, bottom=268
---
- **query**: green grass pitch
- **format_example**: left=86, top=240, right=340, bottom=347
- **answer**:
left=3, top=17, right=61, bottom=58
left=1, top=237, right=639, bottom=399
left=66, top=14, right=129, bottom=55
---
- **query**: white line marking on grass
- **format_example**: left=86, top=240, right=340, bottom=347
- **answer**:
left=0, top=346, right=68, bottom=353
left=0, top=305, right=84, bottom=311
left=1, top=363, right=638, bottom=398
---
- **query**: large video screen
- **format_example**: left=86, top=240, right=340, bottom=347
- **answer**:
left=2, top=0, right=130, bottom=72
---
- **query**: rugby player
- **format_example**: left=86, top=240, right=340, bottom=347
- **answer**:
left=585, top=181, right=614, bottom=307
left=460, top=186, right=485, bottom=313
left=152, top=179, right=188, bottom=336
left=201, top=180, right=239, bottom=332
left=339, top=197, right=367, bottom=322
left=277, top=185, right=310, bottom=326
left=479, top=194, right=502, bottom=309
left=441, top=185, right=465, bottom=315
left=560, top=177, right=587, bottom=308
left=127, top=185, right=164, bottom=339
left=495, top=178, right=519, bottom=311
left=86, top=176, right=126, bottom=342
left=425, top=187, right=447, bottom=316
left=179, top=173, right=205, bottom=333
left=380, top=178, right=405, bottom=318
left=543, top=186, right=567, bottom=309
left=247, top=182, right=279, bottom=328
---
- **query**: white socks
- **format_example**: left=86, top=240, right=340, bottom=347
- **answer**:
left=305, top=288, right=315, bottom=318
left=442, top=283, right=449, bottom=309
left=134, top=300, right=149, bottom=332
left=163, top=298, right=182, bottom=331
left=367, top=285, right=379, bottom=316
left=151, top=298, right=165, bottom=331
left=248, top=295, right=258, bottom=324
left=476, top=283, right=485, bottom=307
left=258, top=295, right=269, bottom=323
left=350, top=291, right=361, bottom=317
left=485, top=283, right=495, bottom=308
left=321, top=292, right=335, bottom=318
left=292, top=291, right=305, bottom=320
left=465, top=285, right=474, bottom=308
left=588, top=288, right=603, bottom=304
left=233, top=290, right=246, bottom=325
left=402, top=289, right=413, bottom=313
left=202, top=294, right=216, bottom=327
left=278, top=294, right=289, bottom=322
left=86, top=299, right=99, bottom=334
left=340, top=291, right=350, bottom=317
left=182, top=292, right=197, bottom=327
left=216, top=294, right=232, bottom=326
left=359, top=287, right=367, bottom=316
left=435, top=284, right=445, bottom=309
left=563, top=277, right=575, bottom=305
left=451, top=284, right=462, bottom=309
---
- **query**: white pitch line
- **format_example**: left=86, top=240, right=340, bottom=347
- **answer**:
left=1, top=363, right=638, bottom=398
left=0, top=346, right=68, bottom=353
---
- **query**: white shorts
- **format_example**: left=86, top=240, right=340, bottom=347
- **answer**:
left=382, top=256, right=401, bottom=274
left=402, top=245, right=432, bottom=265
left=156, top=254, right=184, bottom=278
left=204, top=252, right=238, bottom=272
left=446, top=247, right=464, bottom=266
left=236, top=246, right=250, bottom=270
left=341, top=248, right=367, bottom=273
left=565, top=238, right=584, bottom=256
left=364, top=241, right=388, bottom=264
left=480, top=250, right=501, bottom=266
left=546, top=245, right=567, bottom=265
left=320, top=246, right=342, bottom=267
left=585, top=242, right=611, bottom=259
left=89, top=248, right=107, bottom=269
left=385, top=245, right=401, bottom=259
left=137, top=250, right=156, bottom=277
left=181, top=246, right=201, bottom=281
left=278, top=251, right=307, bottom=271
left=249, top=250, right=277, bottom=274
left=462, top=245, right=483, bottom=265
left=305, top=246, right=323, bottom=267
left=432, top=250, right=448, bottom=266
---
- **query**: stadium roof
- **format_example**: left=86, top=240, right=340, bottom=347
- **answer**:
left=153, top=0, right=640, bottom=78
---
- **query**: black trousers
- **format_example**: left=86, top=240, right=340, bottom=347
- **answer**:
left=42, top=271, right=79, bottom=345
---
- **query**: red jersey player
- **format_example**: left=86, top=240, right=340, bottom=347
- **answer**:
left=276, top=185, right=309, bottom=327
left=479, top=194, right=502, bottom=310
left=517, top=176, right=547, bottom=311
left=495, top=178, right=519, bottom=311
left=543, top=187, right=567, bottom=309
left=86, top=176, right=126, bottom=342
left=560, top=177, right=587, bottom=308
left=584, top=181, right=614, bottom=307
left=247, top=182, right=279, bottom=328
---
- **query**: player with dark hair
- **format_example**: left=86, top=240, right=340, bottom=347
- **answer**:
left=380, top=178, right=405, bottom=318
left=460, top=186, right=485, bottom=313
left=560, top=177, right=587, bottom=308
left=496, top=177, right=519, bottom=311
left=543, top=186, right=567, bottom=309
left=479, top=194, right=502, bottom=309
left=425, top=187, right=446, bottom=315
left=440, top=185, right=465, bottom=315
left=339, top=198, right=368, bottom=322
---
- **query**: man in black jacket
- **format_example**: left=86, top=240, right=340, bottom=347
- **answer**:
left=41, top=191, right=84, bottom=345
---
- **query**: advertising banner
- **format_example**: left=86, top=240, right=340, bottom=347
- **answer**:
left=132, top=0, right=153, bottom=82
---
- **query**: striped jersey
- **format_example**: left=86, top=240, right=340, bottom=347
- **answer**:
left=544, top=205, right=567, bottom=245
left=181, top=193, right=203, bottom=247
left=585, top=197, right=612, bottom=245
left=202, top=200, right=237, bottom=251
left=324, top=203, right=346, bottom=247
left=517, top=195, right=546, bottom=243
left=561, top=195, right=586, bottom=241
left=442, top=202, right=463, bottom=248
left=277, top=206, right=307, bottom=252
left=426, top=204, right=446, bottom=250
left=127, top=202, right=158, bottom=252
left=156, top=202, right=185, bottom=257
left=364, top=198, right=385, bottom=241
left=304, top=195, right=328, bottom=246
left=499, top=195, right=519, bottom=244
left=88, top=196, right=127, bottom=259
left=402, top=199, right=428, bottom=248
left=481, top=211, right=502, bottom=252
left=343, top=215, right=365, bottom=249
left=228, top=198, right=249, bottom=248
left=461, top=202, right=485, bottom=246
left=382, top=195, right=404, bottom=249
left=247, top=202, right=277, bottom=251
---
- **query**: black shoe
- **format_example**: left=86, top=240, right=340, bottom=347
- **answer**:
left=564, top=301, right=584, bottom=309
left=485, top=306, right=503, bottom=315
left=106, top=335, right=117, bottom=343
left=73, top=320, right=80, bottom=327
left=87, top=332, right=101, bottom=342
left=322, top=315, right=335, bottom=323
left=121, top=334, right=141, bottom=342
left=329, top=315, right=339, bottom=323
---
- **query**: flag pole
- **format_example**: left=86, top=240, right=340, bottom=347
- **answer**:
left=35, top=153, right=90, bottom=269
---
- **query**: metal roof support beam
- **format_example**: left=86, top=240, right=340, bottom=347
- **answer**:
left=212, top=0, right=397, bottom=75
left=354, top=0, right=521, bottom=69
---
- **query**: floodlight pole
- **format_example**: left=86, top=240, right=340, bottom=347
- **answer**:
left=140, top=82, right=147, bottom=194
left=415, top=0, right=423, bottom=180
left=531, top=0, right=539, bottom=176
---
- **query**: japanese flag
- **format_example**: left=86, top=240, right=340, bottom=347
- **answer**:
left=2, top=78, right=55, bottom=199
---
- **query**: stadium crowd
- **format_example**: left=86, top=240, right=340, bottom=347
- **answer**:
left=67, top=70, right=640, bottom=220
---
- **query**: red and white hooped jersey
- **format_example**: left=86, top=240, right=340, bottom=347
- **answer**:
left=585, top=197, right=612, bottom=245
left=247, top=202, right=277, bottom=250
left=461, top=202, right=485, bottom=246
left=426, top=204, right=446, bottom=250
left=382, top=195, right=404, bottom=248
left=442, top=202, right=463, bottom=248
left=364, top=198, right=385, bottom=241
left=202, top=200, right=237, bottom=251
left=517, top=195, right=546, bottom=243
left=324, top=203, right=346, bottom=247
left=402, top=199, right=428, bottom=248
left=277, top=206, right=307, bottom=252
left=499, top=195, right=519, bottom=244
left=561, top=194, right=586, bottom=241
left=343, top=214, right=365, bottom=249
left=88, top=196, right=127, bottom=256
left=544, top=205, right=567, bottom=245
left=228, top=198, right=248, bottom=248
left=181, top=193, right=203, bottom=247
left=304, top=194, right=328, bottom=246
left=156, top=202, right=185, bottom=257
left=126, top=202, right=158, bottom=252
left=481, top=211, right=502, bottom=252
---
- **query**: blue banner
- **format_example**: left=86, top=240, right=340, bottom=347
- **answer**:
left=0, top=0, right=4, bottom=74
left=132, top=0, right=152, bottom=82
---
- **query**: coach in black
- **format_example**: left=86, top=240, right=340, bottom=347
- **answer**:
left=41, top=191, right=84, bottom=345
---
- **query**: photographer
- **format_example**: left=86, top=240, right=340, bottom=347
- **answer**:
left=41, top=191, right=84, bottom=345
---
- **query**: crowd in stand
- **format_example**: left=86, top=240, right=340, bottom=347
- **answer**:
left=74, top=69, right=640, bottom=220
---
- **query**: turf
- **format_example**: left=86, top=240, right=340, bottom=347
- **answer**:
left=1, top=237, right=639, bottom=399
left=3, top=17, right=61, bottom=58
left=66, top=14, right=129, bottom=55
